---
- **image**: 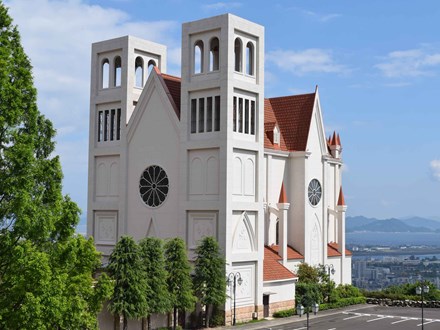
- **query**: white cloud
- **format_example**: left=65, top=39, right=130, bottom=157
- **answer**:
left=267, top=49, right=349, bottom=76
left=5, top=0, right=180, bottom=121
left=4, top=0, right=180, bottom=211
left=302, top=10, right=341, bottom=23
left=430, top=160, right=440, bottom=181
left=375, top=48, right=440, bottom=78
left=202, top=2, right=242, bottom=11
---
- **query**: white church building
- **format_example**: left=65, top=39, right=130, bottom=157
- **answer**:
left=87, top=13, right=351, bottom=327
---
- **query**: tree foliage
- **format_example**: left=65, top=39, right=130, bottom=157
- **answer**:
left=193, top=236, right=226, bottom=327
left=0, top=3, right=111, bottom=328
left=297, top=263, right=326, bottom=284
left=366, top=281, right=440, bottom=301
left=164, top=237, right=196, bottom=330
left=108, top=236, right=149, bottom=330
left=139, top=237, right=172, bottom=330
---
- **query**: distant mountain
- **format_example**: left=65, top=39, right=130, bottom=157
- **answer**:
left=346, top=216, right=376, bottom=230
left=347, top=216, right=436, bottom=233
left=399, top=217, right=440, bottom=231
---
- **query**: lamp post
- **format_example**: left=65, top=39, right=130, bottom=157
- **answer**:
left=416, top=284, right=429, bottom=330
left=324, top=264, right=335, bottom=303
left=227, top=272, right=243, bottom=326
left=296, top=301, right=319, bottom=329
left=324, top=264, right=335, bottom=278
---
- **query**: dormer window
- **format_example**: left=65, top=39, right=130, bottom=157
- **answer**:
left=274, top=125, right=280, bottom=145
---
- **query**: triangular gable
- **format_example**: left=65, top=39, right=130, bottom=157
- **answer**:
left=305, top=86, right=329, bottom=156
left=126, top=68, right=180, bottom=143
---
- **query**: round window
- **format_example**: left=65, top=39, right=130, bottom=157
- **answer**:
left=139, top=165, right=169, bottom=207
left=308, top=179, right=322, bottom=206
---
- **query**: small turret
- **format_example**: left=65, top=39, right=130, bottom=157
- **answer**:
left=329, top=131, right=342, bottom=159
left=277, top=182, right=290, bottom=265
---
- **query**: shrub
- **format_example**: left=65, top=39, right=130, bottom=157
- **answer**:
left=332, top=284, right=363, bottom=300
left=319, top=297, right=366, bottom=311
left=273, top=309, right=295, bottom=318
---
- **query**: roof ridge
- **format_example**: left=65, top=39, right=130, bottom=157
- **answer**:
left=267, top=92, right=316, bottom=101
left=160, top=72, right=181, bottom=82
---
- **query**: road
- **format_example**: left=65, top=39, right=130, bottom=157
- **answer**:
left=268, top=305, right=440, bottom=330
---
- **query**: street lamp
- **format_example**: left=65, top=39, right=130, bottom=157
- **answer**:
left=324, top=264, right=335, bottom=277
left=416, top=284, right=429, bottom=330
left=296, top=301, right=319, bottom=329
left=227, top=272, right=243, bottom=326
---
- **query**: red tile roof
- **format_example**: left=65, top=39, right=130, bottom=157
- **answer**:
left=265, top=93, right=316, bottom=152
left=154, top=67, right=181, bottom=119
left=328, top=242, right=352, bottom=257
left=264, top=246, right=297, bottom=281
left=268, top=244, right=304, bottom=260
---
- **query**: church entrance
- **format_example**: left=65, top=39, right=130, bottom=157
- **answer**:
left=263, top=295, right=269, bottom=318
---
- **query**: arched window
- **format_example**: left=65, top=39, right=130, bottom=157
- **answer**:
left=234, top=38, right=242, bottom=72
left=114, top=56, right=121, bottom=87
left=147, top=60, right=156, bottom=76
left=135, top=56, right=144, bottom=87
left=102, top=59, right=109, bottom=89
left=209, top=37, right=219, bottom=71
left=246, top=42, right=254, bottom=76
left=194, top=40, right=204, bottom=74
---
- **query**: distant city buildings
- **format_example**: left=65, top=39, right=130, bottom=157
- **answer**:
left=351, top=245, right=440, bottom=290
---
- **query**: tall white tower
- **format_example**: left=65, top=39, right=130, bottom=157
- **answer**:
left=86, top=36, right=166, bottom=257
left=179, top=14, right=266, bottom=317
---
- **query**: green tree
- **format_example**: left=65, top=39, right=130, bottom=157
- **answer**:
left=297, top=263, right=322, bottom=283
left=164, top=237, right=196, bottom=330
left=139, top=237, right=172, bottom=330
left=193, top=236, right=227, bottom=327
left=108, top=236, right=149, bottom=330
left=0, top=3, right=111, bottom=328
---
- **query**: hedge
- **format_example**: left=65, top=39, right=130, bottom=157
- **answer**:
left=273, top=297, right=366, bottom=318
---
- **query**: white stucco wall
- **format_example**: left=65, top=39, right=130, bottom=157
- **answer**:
left=263, top=280, right=296, bottom=303
left=126, top=84, right=180, bottom=241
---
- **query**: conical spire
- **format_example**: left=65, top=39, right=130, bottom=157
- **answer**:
left=337, top=187, right=346, bottom=206
left=278, top=182, right=287, bottom=203
left=330, top=131, right=337, bottom=146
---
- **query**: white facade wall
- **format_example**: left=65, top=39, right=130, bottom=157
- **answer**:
left=263, top=280, right=296, bottom=303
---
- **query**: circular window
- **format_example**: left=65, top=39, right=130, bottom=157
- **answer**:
left=139, top=165, right=169, bottom=208
left=308, top=179, right=322, bottom=206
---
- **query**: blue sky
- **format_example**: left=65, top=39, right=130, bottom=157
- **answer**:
left=4, top=0, right=440, bottom=229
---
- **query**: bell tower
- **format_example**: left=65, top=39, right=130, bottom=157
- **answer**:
left=87, top=36, right=167, bottom=256
left=179, top=14, right=266, bottom=317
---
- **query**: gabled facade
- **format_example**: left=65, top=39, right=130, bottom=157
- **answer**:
left=87, top=13, right=351, bottom=328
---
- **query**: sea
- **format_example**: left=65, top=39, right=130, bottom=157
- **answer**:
left=347, top=232, right=440, bottom=247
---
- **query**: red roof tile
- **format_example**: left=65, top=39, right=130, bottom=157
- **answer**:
left=328, top=242, right=352, bottom=256
left=264, top=246, right=297, bottom=281
left=154, top=67, right=181, bottom=119
left=268, top=244, right=304, bottom=260
left=265, top=93, right=316, bottom=152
